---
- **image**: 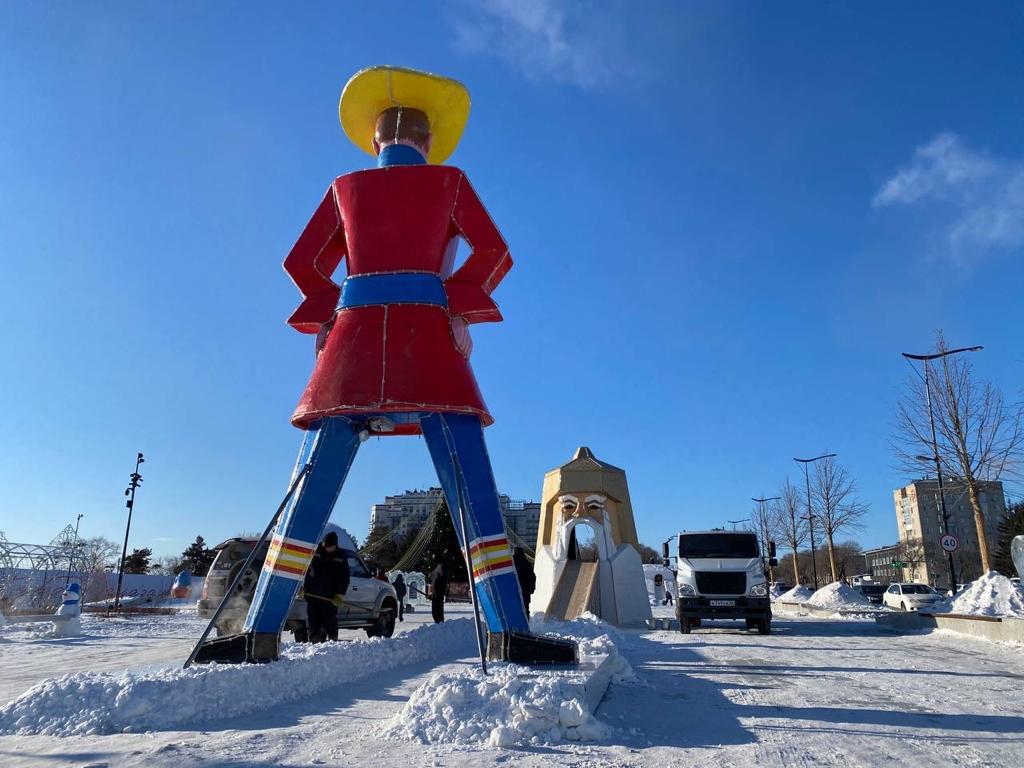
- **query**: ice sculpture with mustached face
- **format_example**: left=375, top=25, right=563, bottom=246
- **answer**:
left=532, top=449, right=652, bottom=626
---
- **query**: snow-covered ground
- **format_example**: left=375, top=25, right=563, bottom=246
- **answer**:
left=2, top=604, right=1023, bottom=766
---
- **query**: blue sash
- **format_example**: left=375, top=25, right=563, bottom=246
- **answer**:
left=339, top=273, right=448, bottom=310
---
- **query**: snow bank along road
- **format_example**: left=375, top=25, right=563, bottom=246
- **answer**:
left=2, top=607, right=1023, bottom=766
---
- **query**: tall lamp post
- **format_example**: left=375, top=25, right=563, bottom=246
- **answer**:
left=114, top=453, right=145, bottom=611
left=64, top=513, right=84, bottom=587
left=902, top=346, right=981, bottom=594
left=752, top=496, right=780, bottom=582
left=794, top=453, right=836, bottom=589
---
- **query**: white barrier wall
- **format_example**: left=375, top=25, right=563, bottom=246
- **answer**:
left=1, top=568, right=203, bottom=609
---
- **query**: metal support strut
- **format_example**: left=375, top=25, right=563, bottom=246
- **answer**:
left=183, top=464, right=311, bottom=669
left=452, top=453, right=488, bottom=675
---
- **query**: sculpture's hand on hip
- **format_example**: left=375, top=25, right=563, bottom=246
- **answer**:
left=451, top=316, right=473, bottom=358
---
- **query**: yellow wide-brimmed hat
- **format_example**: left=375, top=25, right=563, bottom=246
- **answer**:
left=339, top=65, right=471, bottom=165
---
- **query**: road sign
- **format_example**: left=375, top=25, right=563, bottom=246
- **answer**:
left=940, top=534, right=959, bottom=553
left=890, top=560, right=907, bottom=568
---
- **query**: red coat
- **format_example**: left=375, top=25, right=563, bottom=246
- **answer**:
left=283, top=165, right=511, bottom=433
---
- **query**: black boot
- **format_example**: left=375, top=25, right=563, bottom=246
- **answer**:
left=487, top=631, right=578, bottom=665
left=192, top=632, right=280, bottom=664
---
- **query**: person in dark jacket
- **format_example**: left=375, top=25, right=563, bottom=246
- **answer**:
left=304, top=531, right=350, bottom=642
left=392, top=573, right=407, bottom=622
left=512, top=547, right=536, bottom=616
left=429, top=560, right=449, bottom=623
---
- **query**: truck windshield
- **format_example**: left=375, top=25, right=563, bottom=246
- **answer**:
left=679, top=534, right=759, bottom=559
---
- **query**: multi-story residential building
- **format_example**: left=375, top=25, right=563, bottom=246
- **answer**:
left=369, top=488, right=541, bottom=546
left=502, top=498, right=542, bottom=544
left=892, top=479, right=1006, bottom=588
left=861, top=543, right=904, bottom=584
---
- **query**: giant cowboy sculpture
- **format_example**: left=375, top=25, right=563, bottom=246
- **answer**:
left=198, top=66, right=575, bottom=665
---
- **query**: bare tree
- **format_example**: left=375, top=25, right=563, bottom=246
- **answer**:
left=895, top=331, right=1024, bottom=572
left=776, top=478, right=807, bottom=586
left=812, top=456, right=868, bottom=581
left=79, top=536, right=119, bottom=572
left=831, top=540, right=865, bottom=582
left=750, top=499, right=781, bottom=583
left=76, top=536, right=120, bottom=602
left=151, top=555, right=185, bottom=576
left=900, top=536, right=927, bottom=582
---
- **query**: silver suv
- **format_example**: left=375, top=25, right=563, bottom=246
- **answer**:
left=197, top=536, right=399, bottom=642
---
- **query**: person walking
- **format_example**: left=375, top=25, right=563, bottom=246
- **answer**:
left=392, top=573, right=407, bottom=622
left=512, top=547, right=536, bottom=616
left=303, top=531, right=350, bottom=642
left=429, top=560, right=449, bottom=624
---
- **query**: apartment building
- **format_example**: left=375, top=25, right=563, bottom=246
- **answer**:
left=369, top=488, right=541, bottom=544
left=892, top=479, right=1006, bottom=587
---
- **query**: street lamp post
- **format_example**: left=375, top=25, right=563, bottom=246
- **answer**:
left=752, top=496, right=781, bottom=582
left=64, top=513, right=84, bottom=587
left=794, top=454, right=836, bottom=589
left=902, top=345, right=982, bottom=594
left=114, top=453, right=145, bottom=612
left=728, top=518, right=750, bottom=531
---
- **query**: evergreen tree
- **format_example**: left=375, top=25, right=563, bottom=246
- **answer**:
left=417, top=499, right=467, bottom=581
left=994, top=501, right=1024, bottom=577
left=122, top=547, right=152, bottom=574
left=181, top=536, right=215, bottom=576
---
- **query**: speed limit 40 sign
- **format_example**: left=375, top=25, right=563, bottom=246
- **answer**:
left=940, top=534, right=959, bottom=553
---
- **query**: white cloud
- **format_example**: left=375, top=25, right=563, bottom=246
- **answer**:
left=448, top=0, right=635, bottom=89
left=873, top=132, right=1024, bottom=267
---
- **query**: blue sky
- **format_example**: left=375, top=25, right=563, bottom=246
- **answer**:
left=1, top=2, right=1021, bottom=560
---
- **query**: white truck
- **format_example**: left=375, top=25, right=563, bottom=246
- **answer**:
left=663, top=529, right=775, bottom=635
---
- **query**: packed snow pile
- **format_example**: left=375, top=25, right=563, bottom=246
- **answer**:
left=805, top=582, right=871, bottom=611
left=775, top=584, right=815, bottom=603
left=385, top=615, right=634, bottom=748
left=0, top=617, right=475, bottom=736
left=950, top=571, right=1024, bottom=617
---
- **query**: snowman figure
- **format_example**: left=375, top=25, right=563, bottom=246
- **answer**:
left=653, top=573, right=666, bottom=605
left=53, top=582, right=82, bottom=637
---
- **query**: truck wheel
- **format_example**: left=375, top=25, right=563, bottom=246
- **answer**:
left=292, top=625, right=309, bottom=643
left=366, top=607, right=396, bottom=639
left=757, top=619, right=771, bottom=635
left=746, top=618, right=757, bottom=630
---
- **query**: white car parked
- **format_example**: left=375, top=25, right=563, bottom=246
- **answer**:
left=882, top=582, right=943, bottom=612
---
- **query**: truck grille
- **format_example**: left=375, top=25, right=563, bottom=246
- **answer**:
left=695, top=571, right=746, bottom=595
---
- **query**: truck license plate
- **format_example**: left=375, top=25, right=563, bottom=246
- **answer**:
left=709, top=600, right=735, bottom=607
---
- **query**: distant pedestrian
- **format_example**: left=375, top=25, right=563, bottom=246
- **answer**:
left=663, top=584, right=674, bottom=605
left=513, top=547, right=536, bottom=616
left=392, top=573, right=407, bottom=622
left=429, top=560, right=449, bottom=623
left=304, top=531, right=350, bottom=642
